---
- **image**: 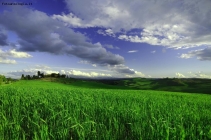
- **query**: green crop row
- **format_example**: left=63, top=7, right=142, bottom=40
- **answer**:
left=0, top=85, right=211, bottom=140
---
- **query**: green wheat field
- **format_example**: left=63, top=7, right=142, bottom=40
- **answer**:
left=1, top=80, right=211, bottom=140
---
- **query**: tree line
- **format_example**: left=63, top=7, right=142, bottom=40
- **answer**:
left=21, top=71, right=68, bottom=80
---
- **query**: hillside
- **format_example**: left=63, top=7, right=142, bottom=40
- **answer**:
left=89, top=78, right=211, bottom=94
left=2, top=76, right=211, bottom=94
left=24, top=77, right=211, bottom=94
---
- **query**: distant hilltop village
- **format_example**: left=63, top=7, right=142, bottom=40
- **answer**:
left=21, top=71, right=67, bottom=80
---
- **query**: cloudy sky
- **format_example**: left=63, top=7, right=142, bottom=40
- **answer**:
left=0, top=0, right=211, bottom=79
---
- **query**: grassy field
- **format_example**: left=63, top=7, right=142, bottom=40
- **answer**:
left=1, top=80, right=211, bottom=139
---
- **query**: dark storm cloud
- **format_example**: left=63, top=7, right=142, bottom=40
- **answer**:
left=117, top=68, right=135, bottom=74
left=67, top=44, right=124, bottom=66
left=0, top=29, right=8, bottom=46
left=0, top=7, right=125, bottom=65
left=190, top=47, right=211, bottom=61
left=108, top=64, right=136, bottom=74
left=180, top=47, right=211, bottom=61
left=0, top=7, right=66, bottom=54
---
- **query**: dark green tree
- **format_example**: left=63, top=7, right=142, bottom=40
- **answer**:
left=27, top=75, right=31, bottom=80
left=61, top=74, right=66, bottom=78
left=40, top=73, right=44, bottom=78
left=21, top=74, right=25, bottom=80
left=51, top=73, right=55, bottom=77
left=38, top=71, right=40, bottom=77
left=7, top=77, right=12, bottom=81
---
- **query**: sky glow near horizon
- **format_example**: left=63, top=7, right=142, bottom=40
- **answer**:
left=0, top=0, right=211, bottom=79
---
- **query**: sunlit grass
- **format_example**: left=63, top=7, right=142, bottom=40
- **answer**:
left=0, top=81, right=211, bottom=139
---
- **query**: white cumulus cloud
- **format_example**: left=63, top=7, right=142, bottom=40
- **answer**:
left=128, top=50, right=138, bottom=53
left=52, top=0, right=211, bottom=50
left=0, top=49, right=32, bottom=64
left=151, top=50, right=156, bottom=54
left=0, top=59, right=16, bottom=64
left=176, top=72, right=185, bottom=78
left=97, top=29, right=116, bottom=37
